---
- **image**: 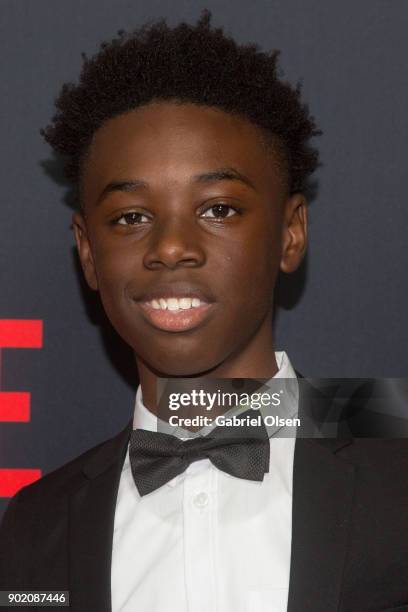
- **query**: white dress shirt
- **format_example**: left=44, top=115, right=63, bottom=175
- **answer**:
left=111, top=351, right=298, bottom=612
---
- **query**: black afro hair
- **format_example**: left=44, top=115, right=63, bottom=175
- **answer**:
left=41, top=9, right=321, bottom=197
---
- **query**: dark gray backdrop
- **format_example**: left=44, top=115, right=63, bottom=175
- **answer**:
left=1, top=0, right=407, bottom=518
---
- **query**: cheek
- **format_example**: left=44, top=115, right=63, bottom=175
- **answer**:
left=90, top=243, right=135, bottom=314
left=220, top=233, right=280, bottom=310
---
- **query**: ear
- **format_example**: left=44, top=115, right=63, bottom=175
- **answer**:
left=280, top=193, right=308, bottom=274
left=71, top=211, right=99, bottom=291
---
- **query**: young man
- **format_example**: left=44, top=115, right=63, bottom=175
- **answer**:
left=1, top=11, right=408, bottom=612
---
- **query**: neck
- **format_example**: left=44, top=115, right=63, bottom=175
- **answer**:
left=135, top=327, right=278, bottom=417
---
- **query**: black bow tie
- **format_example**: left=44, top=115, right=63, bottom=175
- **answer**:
left=129, top=410, right=270, bottom=496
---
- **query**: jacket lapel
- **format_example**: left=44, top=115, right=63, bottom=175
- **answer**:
left=68, top=421, right=132, bottom=612
left=287, top=437, right=355, bottom=612
left=287, top=375, right=356, bottom=612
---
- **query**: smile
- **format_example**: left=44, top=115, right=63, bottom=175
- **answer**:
left=137, top=298, right=215, bottom=332
left=148, top=296, right=204, bottom=310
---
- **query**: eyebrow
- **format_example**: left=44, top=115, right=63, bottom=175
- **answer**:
left=95, top=166, right=257, bottom=206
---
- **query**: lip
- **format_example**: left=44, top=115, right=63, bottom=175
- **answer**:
left=137, top=300, right=215, bottom=332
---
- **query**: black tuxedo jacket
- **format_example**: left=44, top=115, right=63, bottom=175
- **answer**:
left=1, top=380, right=408, bottom=612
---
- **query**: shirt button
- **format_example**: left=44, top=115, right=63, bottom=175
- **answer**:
left=193, top=491, right=209, bottom=508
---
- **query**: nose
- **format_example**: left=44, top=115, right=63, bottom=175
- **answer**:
left=143, top=217, right=206, bottom=270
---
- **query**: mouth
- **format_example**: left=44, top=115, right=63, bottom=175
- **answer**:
left=137, top=297, right=215, bottom=332
left=133, top=281, right=216, bottom=333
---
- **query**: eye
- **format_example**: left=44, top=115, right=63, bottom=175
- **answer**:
left=200, top=203, right=239, bottom=219
left=113, top=211, right=151, bottom=225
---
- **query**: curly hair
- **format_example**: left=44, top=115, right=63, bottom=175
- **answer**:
left=41, top=9, right=321, bottom=197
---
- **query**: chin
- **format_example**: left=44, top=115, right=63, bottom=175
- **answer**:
left=153, top=358, right=219, bottom=378
left=138, top=346, right=224, bottom=378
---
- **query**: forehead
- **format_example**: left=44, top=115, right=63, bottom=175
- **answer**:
left=81, top=101, right=286, bottom=204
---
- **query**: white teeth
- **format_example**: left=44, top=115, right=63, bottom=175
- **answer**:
left=167, top=298, right=179, bottom=311
left=148, top=297, right=203, bottom=310
left=179, top=298, right=192, bottom=309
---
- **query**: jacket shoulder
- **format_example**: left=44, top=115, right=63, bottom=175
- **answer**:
left=7, top=420, right=131, bottom=510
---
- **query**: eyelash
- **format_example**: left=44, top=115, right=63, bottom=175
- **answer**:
left=111, top=203, right=241, bottom=226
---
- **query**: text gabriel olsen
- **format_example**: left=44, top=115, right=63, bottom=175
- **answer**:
left=168, top=414, right=301, bottom=427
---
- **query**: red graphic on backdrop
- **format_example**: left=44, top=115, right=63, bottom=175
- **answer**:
left=0, top=392, right=30, bottom=422
left=0, top=319, right=43, bottom=497
left=0, top=469, right=42, bottom=497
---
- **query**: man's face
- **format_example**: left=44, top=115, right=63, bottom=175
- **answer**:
left=73, top=102, right=306, bottom=376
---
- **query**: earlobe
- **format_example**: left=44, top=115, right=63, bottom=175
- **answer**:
left=71, top=211, right=99, bottom=291
left=279, top=194, right=308, bottom=274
